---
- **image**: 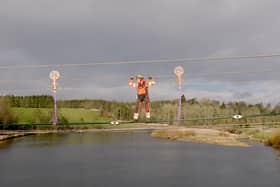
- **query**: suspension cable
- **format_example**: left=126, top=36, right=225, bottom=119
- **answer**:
left=0, top=53, right=280, bottom=69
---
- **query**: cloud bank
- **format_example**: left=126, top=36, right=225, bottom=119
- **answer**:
left=0, top=0, right=280, bottom=104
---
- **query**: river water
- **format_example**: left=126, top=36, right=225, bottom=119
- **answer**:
left=0, top=130, right=279, bottom=187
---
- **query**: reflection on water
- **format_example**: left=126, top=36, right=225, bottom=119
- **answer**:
left=0, top=131, right=280, bottom=187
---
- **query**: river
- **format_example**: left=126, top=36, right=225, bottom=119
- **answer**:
left=0, top=130, right=279, bottom=187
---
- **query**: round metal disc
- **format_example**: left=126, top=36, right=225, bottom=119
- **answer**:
left=49, top=70, right=60, bottom=80
left=174, top=66, right=184, bottom=75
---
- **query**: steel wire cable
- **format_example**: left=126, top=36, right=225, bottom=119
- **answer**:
left=0, top=53, right=280, bottom=69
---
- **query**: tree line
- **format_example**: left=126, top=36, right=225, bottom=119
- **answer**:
left=1, top=95, right=280, bottom=125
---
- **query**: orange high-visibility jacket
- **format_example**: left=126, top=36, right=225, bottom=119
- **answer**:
left=129, top=79, right=155, bottom=95
left=137, top=80, right=147, bottom=95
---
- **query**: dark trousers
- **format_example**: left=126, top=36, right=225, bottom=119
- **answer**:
left=135, top=94, right=150, bottom=114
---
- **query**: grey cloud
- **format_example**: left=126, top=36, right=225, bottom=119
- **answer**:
left=0, top=0, right=280, bottom=104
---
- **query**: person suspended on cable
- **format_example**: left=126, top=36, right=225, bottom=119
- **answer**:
left=128, top=74, right=155, bottom=120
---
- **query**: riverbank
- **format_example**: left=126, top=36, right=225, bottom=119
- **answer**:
left=241, top=127, right=280, bottom=151
left=0, top=123, right=170, bottom=141
left=151, top=126, right=280, bottom=151
left=151, top=127, right=250, bottom=147
left=1, top=124, right=280, bottom=151
left=0, top=133, right=32, bottom=141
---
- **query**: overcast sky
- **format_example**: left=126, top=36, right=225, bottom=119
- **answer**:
left=0, top=0, right=280, bottom=104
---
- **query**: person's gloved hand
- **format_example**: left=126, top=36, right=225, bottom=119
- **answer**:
left=130, top=77, right=134, bottom=80
left=148, top=76, right=153, bottom=80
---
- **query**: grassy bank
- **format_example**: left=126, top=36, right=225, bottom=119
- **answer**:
left=151, top=126, right=280, bottom=151
left=265, top=131, right=280, bottom=151
left=230, top=127, right=280, bottom=144
left=11, top=107, right=111, bottom=124
left=151, top=128, right=249, bottom=147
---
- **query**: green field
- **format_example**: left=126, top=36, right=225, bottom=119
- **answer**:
left=11, top=107, right=111, bottom=124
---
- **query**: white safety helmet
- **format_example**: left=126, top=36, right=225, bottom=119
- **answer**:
left=136, top=74, right=144, bottom=80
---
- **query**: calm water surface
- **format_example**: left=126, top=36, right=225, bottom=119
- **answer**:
left=0, top=131, right=279, bottom=187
